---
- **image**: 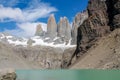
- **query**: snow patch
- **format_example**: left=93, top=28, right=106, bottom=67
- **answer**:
left=0, top=33, right=76, bottom=48
left=8, top=39, right=28, bottom=46
left=31, top=36, right=76, bottom=48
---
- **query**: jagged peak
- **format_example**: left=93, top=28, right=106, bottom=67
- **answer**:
left=35, top=23, right=44, bottom=36
left=36, top=24, right=43, bottom=31
left=60, top=17, right=63, bottom=21
left=63, top=16, right=67, bottom=19
left=50, top=14, right=54, bottom=17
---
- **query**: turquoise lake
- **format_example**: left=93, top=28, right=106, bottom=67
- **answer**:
left=16, top=70, right=120, bottom=80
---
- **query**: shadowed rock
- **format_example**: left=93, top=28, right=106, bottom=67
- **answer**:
left=0, top=69, right=16, bottom=80
left=113, top=0, right=120, bottom=28
left=75, top=0, right=110, bottom=58
left=71, top=11, right=88, bottom=44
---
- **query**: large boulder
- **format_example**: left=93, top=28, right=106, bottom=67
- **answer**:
left=0, top=69, right=16, bottom=80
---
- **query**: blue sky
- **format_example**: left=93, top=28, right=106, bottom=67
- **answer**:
left=0, top=0, right=88, bottom=37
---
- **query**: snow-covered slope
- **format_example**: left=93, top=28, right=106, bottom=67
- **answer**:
left=0, top=33, right=76, bottom=48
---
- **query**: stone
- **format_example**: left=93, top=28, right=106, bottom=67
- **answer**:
left=65, top=20, right=71, bottom=43
left=71, top=23, right=78, bottom=45
left=35, top=24, right=44, bottom=36
left=27, top=39, right=35, bottom=46
left=57, top=17, right=65, bottom=38
left=0, top=69, right=16, bottom=80
left=47, top=14, right=57, bottom=38
left=57, top=17, right=71, bottom=44
left=58, top=17, right=71, bottom=39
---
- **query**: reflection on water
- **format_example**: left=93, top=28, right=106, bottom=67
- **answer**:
left=16, top=70, right=120, bottom=80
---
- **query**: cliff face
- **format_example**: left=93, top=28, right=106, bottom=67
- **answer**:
left=70, top=29, right=120, bottom=69
left=14, top=46, right=63, bottom=69
left=34, top=12, right=88, bottom=45
left=0, top=41, right=64, bottom=69
left=57, top=17, right=71, bottom=43
left=106, top=0, right=120, bottom=29
left=47, top=14, right=57, bottom=38
left=71, top=11, right=88, bottom=44
left=65, top=0, right=120, bottom=68
left=76, top=0, right=110, bottom=52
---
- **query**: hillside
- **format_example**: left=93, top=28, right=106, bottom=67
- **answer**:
left=0, top=43, right=37, bottom=69
left=70, top=29, right=120, bottom=69
left=62, top=0, right=120, bottom=69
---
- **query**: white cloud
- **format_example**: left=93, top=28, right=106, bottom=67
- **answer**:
left=23, top=7, right=57, bottom=22
left=0, top=4, right=57, bottom=22
left=5, top=22, right=47, bottom=37
left=0, top=0, right=57, bottom=37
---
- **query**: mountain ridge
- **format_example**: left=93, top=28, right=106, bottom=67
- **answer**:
left=63, top=0, right=120, bottom=69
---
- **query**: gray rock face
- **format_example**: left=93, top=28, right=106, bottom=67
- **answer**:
left=47, top=14, right=57, bottom=38
left=66, top=0, right=120, bottom=68
left=65, top=21, right=71, bottom=43
left=14, top=46, right=64, bottom=69
left=75, top=0, right=110, bottom=57
left=57, top=17, right=65, bottom=37
left=71, top=23, right=78, bottom=45
left=35, top=24, right=44, bottom=36
left=58, top=17, right=71, bottom=43
left=71, top=11, right=88, bottom=44
left=27, top=39, right=35, bottom=46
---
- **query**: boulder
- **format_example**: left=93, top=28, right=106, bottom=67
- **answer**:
left=0, top=69, right=16, bottom=80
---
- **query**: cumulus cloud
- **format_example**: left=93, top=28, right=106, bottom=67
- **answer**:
left=5, top=22, right=47, bottom=37
left=0, top=4, right=57, bottom=22
left=0, top=5, right=24, bottom=22
left=0, top=0, right=57, bottom=37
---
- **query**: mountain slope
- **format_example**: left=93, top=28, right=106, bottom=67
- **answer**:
left=70, top=29, right=120, bottom=69
left=0, top=42, right=40, bottom=69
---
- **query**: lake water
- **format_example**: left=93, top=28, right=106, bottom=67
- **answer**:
left=16, top=70, right=120, bottom=80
